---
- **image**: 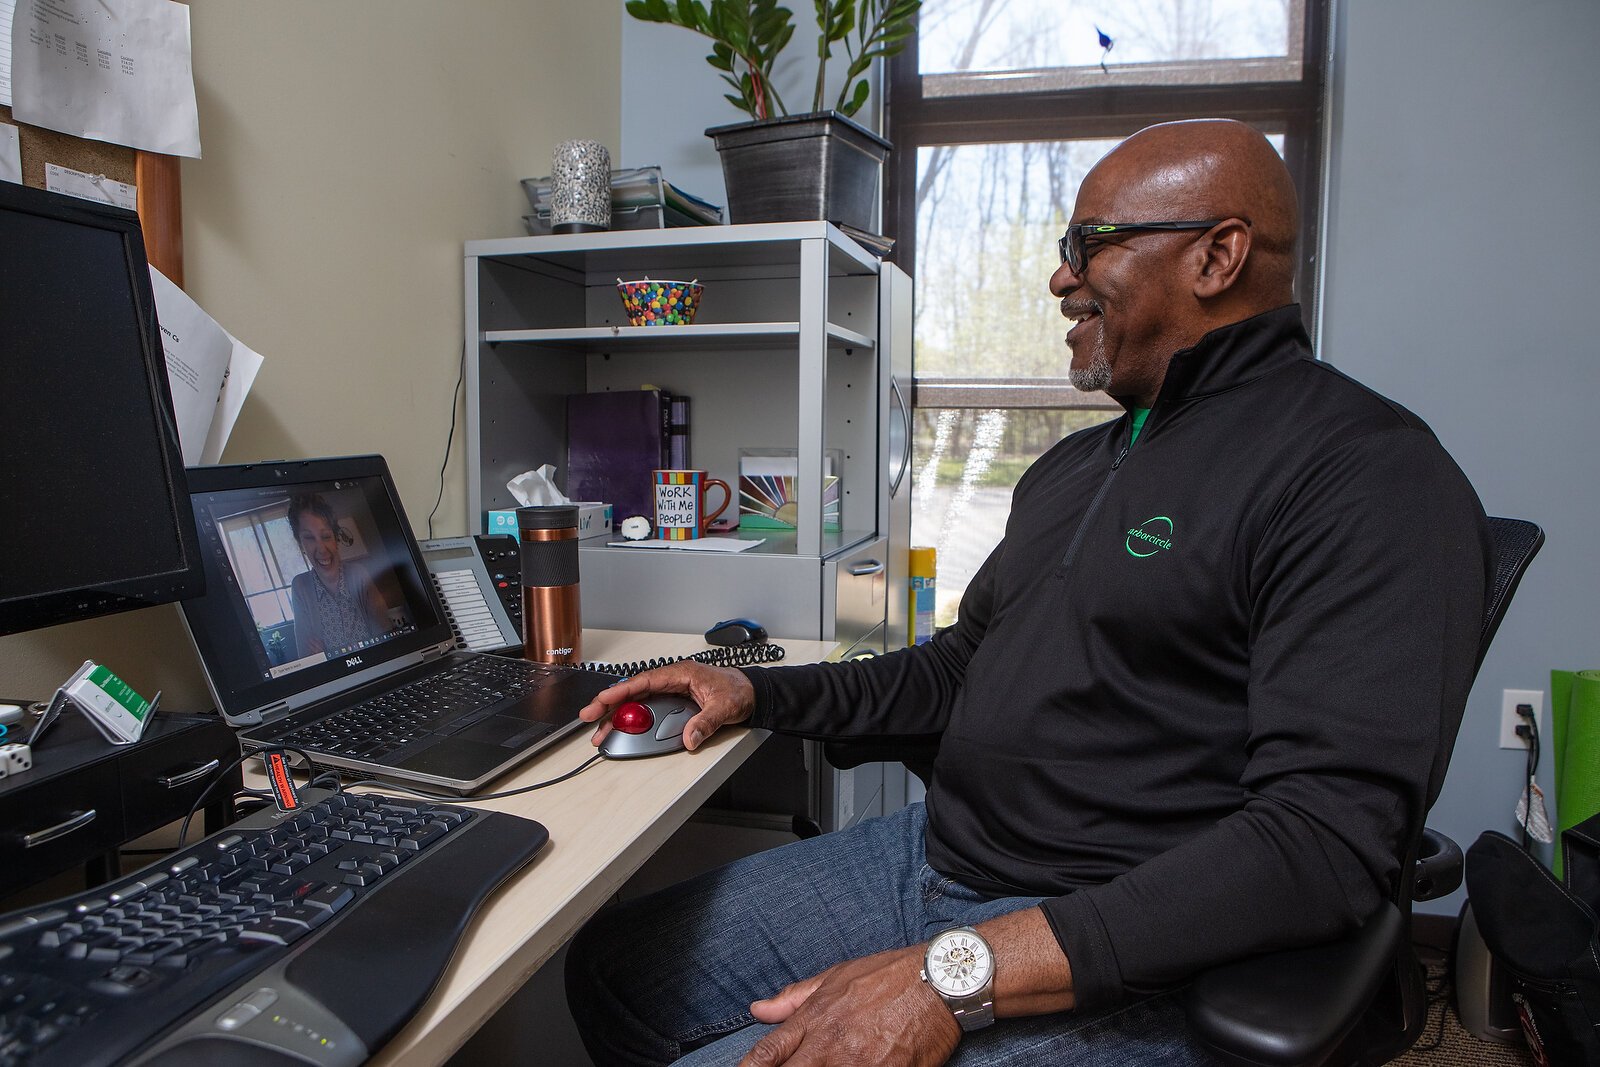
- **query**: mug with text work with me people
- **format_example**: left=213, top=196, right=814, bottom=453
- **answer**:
left=653, top=470, right=730, bottom=540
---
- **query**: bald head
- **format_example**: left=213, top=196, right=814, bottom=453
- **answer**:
left=1051, top=119, right=1303, bottom=407
left=1084, top=119, right=1299, bottom=309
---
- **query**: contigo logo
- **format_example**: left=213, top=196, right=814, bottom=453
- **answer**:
left=1126, top=516, right=1175, bottom=558
left=546, top=647, right=574, bottom=657
left=345, top=656, right=364, bottom=667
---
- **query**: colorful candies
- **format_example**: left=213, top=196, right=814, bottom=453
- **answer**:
left=617, top=279, right=702, bottom=326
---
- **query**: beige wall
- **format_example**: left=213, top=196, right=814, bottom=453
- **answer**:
left=0, top=2, right=621, bottom=708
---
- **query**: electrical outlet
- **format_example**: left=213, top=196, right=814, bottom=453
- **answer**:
left=1500, top=688, right=1544, bottom=749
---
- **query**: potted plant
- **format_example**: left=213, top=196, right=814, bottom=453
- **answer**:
left=625, top=0, right=920, bottom=232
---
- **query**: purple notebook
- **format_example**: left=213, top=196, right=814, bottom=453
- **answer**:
left=566, top=390, right=668, bottom=524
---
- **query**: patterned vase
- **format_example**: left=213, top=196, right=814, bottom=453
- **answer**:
left=550, top=139, right=611, bottom=234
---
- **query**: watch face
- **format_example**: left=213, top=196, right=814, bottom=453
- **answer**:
left=926, top=929, right=993, bottom=998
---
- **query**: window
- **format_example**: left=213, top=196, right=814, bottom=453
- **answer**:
left=886, top=0, right=1329, bottom=624
left=217, top=502, right=307, bottom=633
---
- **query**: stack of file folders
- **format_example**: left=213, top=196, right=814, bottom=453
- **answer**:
left=522, top=166, right=723, bottom=235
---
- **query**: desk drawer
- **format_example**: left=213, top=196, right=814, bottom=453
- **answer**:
left=828, top=537, right=888, bottom=648
left=0, top=769, right=125, bottom=897
left=120, top=716, right=240, bottom=840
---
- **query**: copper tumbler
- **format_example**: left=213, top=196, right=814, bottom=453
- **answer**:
left=517, top=505, right=581, bottom=664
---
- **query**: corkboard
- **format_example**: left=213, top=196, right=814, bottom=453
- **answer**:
left=1, top=104, right=183, bottom=285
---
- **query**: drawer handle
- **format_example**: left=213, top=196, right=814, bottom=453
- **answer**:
left=848, top=559, right=885, bottom=576
left=158, top=759, right=221, bottom=789
left=23, top=809, right=97, bottom=849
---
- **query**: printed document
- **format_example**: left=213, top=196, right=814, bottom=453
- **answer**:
left=1, top=0, right=13, bottom=106
left=11, top=0, right=200, bottom=156
left=148, top=267, right=263, bottom=464
left=45, top=161, right=135, bottom=207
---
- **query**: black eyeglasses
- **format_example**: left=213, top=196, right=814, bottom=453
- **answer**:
left=1057, top=220, right=1226, bottom=274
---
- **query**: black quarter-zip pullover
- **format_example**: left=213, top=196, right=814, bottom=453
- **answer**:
left=744, top=304, right=1491, bottom=1009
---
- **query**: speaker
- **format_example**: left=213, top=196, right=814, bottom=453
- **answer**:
left=1454, top=901, right=1522, bottom=1045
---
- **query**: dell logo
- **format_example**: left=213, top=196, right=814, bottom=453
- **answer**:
left=345, top=656, right=364, bottom=668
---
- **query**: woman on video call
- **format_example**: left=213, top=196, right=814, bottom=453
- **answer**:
left=287, top=494, right=391, bottom=658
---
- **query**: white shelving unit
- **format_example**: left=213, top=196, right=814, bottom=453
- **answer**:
left=464, top=222, right=913, bottom=651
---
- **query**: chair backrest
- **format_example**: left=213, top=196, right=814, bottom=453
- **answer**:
left=1476, top=517, right=1546, bottom=673
left=1422, top=517, right=1545, bottom=819
left=1408, top=516, right=1544, bottom=869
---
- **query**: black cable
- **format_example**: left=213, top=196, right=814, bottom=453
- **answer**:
left=1407, top=963, right=1450, bottom=1053
left=175, top=746, right=320, bottom=848
left=578, top=642, right=785, bottom=677
left=427, top=339, right=467, bottom=540
left=1519, top=708, right=1541, bottom=851
left=335, top=753, right=604, bottom=803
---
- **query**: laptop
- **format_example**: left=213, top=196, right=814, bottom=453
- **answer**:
left=178, top=454, right=619, bottom=794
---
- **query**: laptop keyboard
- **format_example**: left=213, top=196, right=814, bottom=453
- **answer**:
left=268, top=656, right=561, bottom=762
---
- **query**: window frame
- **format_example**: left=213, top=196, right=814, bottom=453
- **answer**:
left=884, top=0, right=1332, bottom=360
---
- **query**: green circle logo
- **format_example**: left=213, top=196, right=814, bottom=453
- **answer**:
left=1126, top=516, right=1175, bottom=558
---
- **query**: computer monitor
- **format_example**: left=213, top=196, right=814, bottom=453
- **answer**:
left=0, top=182, right=205, bottom=636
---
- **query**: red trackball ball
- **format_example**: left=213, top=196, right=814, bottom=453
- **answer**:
left=611, top=702, right=654, bottom=735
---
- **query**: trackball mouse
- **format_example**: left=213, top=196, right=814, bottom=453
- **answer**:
left=598, top=694, right=701, bottom=759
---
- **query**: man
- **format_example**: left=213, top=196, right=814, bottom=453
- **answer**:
left=566, top=119, right=1491, bottom=1066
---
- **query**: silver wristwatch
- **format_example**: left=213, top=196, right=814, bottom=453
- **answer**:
left=920, top=926, right=996, bottom=1032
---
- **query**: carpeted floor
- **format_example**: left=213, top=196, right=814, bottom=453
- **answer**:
left=1390, top=963, right=1534, bottom=1066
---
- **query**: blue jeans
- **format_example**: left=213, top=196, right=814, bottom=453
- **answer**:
left=565, top=803, right=1216, bottom=1066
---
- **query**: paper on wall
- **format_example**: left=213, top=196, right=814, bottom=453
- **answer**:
left=0, top=122, right=19, bottom=183
left=148, top=267, right=263, bottom=465
left=1, top=0, right=14, bottom=106
left=45, top=161, right=135, bottom=207
left=10, top=0, right=200, bottom=157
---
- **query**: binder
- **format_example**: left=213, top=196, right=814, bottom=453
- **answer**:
left=566, top=389, right=691, bottom=523
left=566, top=390, right=666, bottom=524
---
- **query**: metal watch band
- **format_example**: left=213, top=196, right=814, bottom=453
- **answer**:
left=950, top=995, right=995, bottom=1031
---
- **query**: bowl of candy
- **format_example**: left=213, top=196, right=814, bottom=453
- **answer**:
left=616, top=278, right=702, bottom=326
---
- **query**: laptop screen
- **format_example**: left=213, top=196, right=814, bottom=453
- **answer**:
left=180, top=456, right=454, bottom=720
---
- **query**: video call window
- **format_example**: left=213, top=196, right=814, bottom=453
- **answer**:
left=210, top=487, right=415, bottom=679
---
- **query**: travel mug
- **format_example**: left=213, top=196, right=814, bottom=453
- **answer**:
left=517, top=505, right=581, bottom=664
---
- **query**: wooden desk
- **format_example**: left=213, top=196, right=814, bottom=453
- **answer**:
left=366, top=629, right=836, bottom=1066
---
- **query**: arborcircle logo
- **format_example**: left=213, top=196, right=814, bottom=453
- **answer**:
left=1125, top=516, right=1175, bottom=558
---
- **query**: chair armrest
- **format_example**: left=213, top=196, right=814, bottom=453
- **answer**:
left=1182, top=902, right=1403, bottom=1067
left=1414, top=827, right=1463, bottom=901
left=821, top=737, right=939, bottom=788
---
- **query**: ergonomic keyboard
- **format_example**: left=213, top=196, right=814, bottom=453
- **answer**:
left=0, top=787, right=548, bottom=1066
left=265, top=657, right=554, bottom=761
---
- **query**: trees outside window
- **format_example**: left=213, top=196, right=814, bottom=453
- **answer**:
left=887, top=0, right=1328, bottom=623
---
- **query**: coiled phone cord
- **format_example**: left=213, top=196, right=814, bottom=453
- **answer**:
left=578, top=642, right=786, bottom=678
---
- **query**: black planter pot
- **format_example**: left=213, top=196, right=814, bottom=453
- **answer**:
left=705, top=110, right=891, bottom=232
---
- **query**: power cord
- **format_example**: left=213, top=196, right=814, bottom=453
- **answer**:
left=1516, top=703, right=1541, bottom=851
left=175, top=744, right=603, bottom=847
left=335, top=753, right=604, bottom=803
left=426, top=339, right=467, bottom=539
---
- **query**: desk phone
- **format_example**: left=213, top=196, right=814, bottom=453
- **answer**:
left=418, top=535, right=523, bottom=654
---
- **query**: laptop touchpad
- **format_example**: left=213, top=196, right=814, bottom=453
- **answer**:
left=457, top=715, right=546, bottom=748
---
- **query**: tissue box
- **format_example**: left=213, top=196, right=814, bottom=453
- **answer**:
left=487, top=503, right=613, bottom=540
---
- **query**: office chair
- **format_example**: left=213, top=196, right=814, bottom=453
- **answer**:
left=1183, top=515, right=1545, bottom=1066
